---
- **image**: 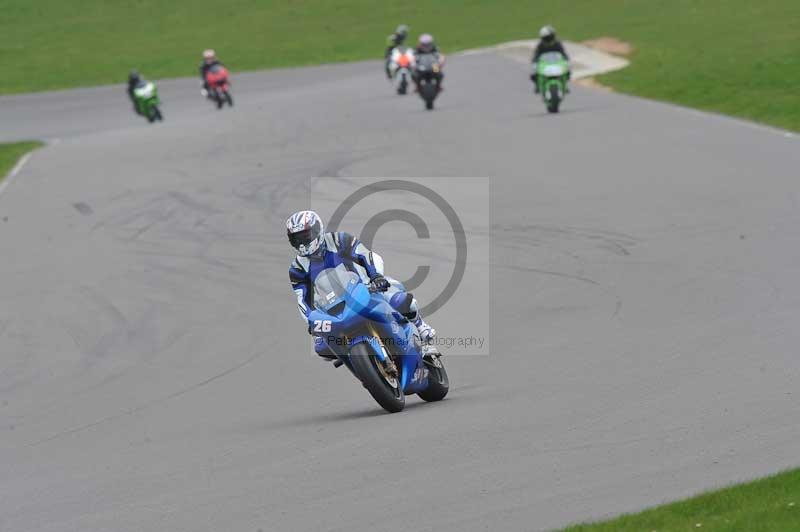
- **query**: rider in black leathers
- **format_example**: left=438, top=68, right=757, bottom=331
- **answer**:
left=413, top=34, right=445, bottom=91
left=127, top=70, right=145, bottom=114
left=530, top=25, right=570, bottom=93
left=384, top=24, right=409, bottom=78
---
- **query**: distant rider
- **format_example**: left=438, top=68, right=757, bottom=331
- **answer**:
left=199, top=49, right=224, bottom=96
left=385, top=24, right=410, bottom=78
left=127, top=70, right=146, bottom=114
left=286, top=210, right=438, bottom=361
left=413, top=34, right=445, bottom=91
left=530, top=25, right=570, bottom=93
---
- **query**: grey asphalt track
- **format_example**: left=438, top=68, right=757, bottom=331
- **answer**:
left=2, top=51, right=800, bottom=532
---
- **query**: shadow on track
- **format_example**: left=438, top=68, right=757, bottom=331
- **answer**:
left=256, top=383, right=487, bottom=433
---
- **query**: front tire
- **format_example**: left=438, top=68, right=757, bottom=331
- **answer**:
left=420, top=81, right=438, bottom=110
left=417, top=357, right=449, bottom=402
left=350, top=342, right=405, bottom=413
left=225, top=91, right=233, bottom=107
left=547, top=84, right=560, bottom=113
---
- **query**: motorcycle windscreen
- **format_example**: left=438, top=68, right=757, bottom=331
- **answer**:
left=133, top=82, right=155, bottom=98
left=538, top=51, right=566, bottom=63
left=416, top=53, right=439, bottom=71
left=312, top=265, right=361, bottom=312
left=543, top=64, right=566, bottom=76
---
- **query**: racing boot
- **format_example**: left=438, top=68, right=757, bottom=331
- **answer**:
left=414, top=316, right=436, bottom=343
left=415, top=317, right=442, bottom=364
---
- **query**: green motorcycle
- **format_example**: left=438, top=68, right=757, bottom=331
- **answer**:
left=535, top=52, right=570, bottom=113
left=132, top=81, right=163, bottom=123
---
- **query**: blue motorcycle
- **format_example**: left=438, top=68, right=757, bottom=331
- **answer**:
left=307, top=266, right=449, bottom=413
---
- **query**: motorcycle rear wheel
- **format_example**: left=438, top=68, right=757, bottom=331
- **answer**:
left=350, top=342, right=405, bottom=413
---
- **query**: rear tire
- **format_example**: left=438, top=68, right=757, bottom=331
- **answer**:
left=153, top=106, right=163, bottom=122
left=398, top=78, right=407, bottom=95
left=350, top=342, right=405, bottom=413
left=425, top=98, right=434, bottom=110
left=417, top=358, right=449, bottom=402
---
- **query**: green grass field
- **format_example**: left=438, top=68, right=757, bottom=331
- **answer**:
left=563, top=468, right=800, bottom=532
left=0, top=142, right=42, bottom=183
left=2, top=2, right=798, bottom=528
left=2, top=0, right=798, bottom=130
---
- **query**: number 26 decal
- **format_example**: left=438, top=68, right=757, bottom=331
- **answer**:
left=313, top=320, right=332, bottom=332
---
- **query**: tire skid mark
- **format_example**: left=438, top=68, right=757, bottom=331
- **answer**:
left=497, top=263, right=599, bottom=286
left=28, top=350, right=264, bottom=447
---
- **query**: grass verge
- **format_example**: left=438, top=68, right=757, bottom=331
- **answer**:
left=0, top=142, right=43, bottom=184
left=563, top=468, right=800, bottom=532
left=2, top=1, right=798, bottom=130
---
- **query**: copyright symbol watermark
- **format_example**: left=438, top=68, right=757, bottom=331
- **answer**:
left=327, top=180, right=466, bottom=316
left=310, top=176, right=491, bottom=355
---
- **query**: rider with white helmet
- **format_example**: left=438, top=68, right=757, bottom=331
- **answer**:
left=416, top=33, right=439, bottom=55
left=413, top=33, right=445, bottom=90
left=199, top=49, right=224, bottom=95
left=286, top=210, right=437, bottom=361
left=531, top=25, right=570, bottom=92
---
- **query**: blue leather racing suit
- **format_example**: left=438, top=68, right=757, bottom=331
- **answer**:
left=289, top=231, right=421, bottom=358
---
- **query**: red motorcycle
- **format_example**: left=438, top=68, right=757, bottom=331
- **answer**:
left=205, top=65, right=234, bottom=109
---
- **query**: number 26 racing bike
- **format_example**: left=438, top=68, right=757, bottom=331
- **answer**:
left=307, top=266, right=449, bottom=413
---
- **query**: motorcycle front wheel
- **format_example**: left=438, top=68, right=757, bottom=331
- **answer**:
left=350, top=342, right=405, bottom=413
left=420, top=81, right=437, bottom=110
left=547, top=84, right=561, bottom=113
left=417, top=356, right=449, bottom=402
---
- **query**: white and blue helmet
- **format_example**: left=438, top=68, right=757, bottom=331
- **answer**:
left=286, top=210, right=324, bottom=256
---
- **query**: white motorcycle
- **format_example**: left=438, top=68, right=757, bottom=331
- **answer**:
left=388, top=46, right=415, bottom=95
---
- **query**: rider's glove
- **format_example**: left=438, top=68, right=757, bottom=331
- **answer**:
left=369, top=275, right=390, bottom=292
left=200, top=89, right=208, bottom=97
